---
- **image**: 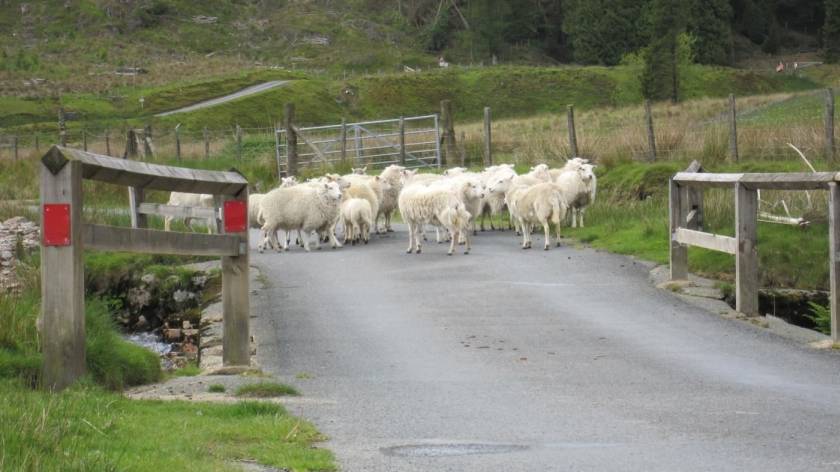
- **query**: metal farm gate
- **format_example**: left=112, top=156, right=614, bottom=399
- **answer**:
left=275, top=114, right=441, bottom=173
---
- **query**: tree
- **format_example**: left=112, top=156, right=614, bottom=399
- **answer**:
left=563, top=0, right=645, bottom=65
left=641, top=0, right=682, bottom=102
left=826, top=0, right=840, bottom=63
left=686, top=0, right=733, bottom=65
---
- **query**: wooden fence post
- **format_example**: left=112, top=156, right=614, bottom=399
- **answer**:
left=669, top=178, right=688, bottom=280
left=203, top=127, right=210, bottom=160
left=398, top=116, right=406, bottom=166
left=235, top=124, right=242, bottom=161
left=40, top=156, right=85, bottom=390
left=82, top=129, right=87, bottom=152
left=105, top=130, right=111, bottom=156
left=284, top=103, right=297, bottom=176
left=58, top=108, right=67, bottom=146
left=440, top=99, right=454, bottom=167
left=459, top=131, right=466, bottom=167
left=483, top=106, right=492, bottom=166
left=644, top=100, right=656, bottom=161
left=340, top=118, right=348, bottom=164
left=729, top=94, right=739, bottom=162
left=735, top=182, right=759, bottom=316
left=830, top=182, right=840, bottom=343
left=175, top=124, right=182, bottom=162
left=826, top=88, right=835, bottom=163
left=567, top=104, right=578, bottom=157
left=122, top=131, right=146, bottom=229
left=222, top=186, right=251, bottom=366
left=143, top=124, right=153, bottom=158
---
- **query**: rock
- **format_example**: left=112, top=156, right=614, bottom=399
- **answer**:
left=182, top=320, right=192, bottom=329
left=140, top=273, right=157, bottom=285
left=182, top=328, right=199, bottom=338
left=173, top=290, right=195, bottom=303
left=127, top=286, right=152, bottom=309
left=191, top=275, right=208, bottom=288
left=1, top=250, right=12, bottom=260
left=133, top=315, right=149, bottom=331
left=163, top=328, right=182, bottom=342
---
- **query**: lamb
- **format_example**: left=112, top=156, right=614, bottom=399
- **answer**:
left=548, top=157, right=590, bottom=181
left=401, top=169, right=443, bottom=187
left=351, top=166, right=368, bottom=175
left=554, top=162, right=597, bottom=228
left=508, top=182, right=568, bottom=250
left=525, top=163, right=552, bottom=182
left=164, top=192, right=215, bottom=233
left=376, top=165, right=406, bottom=233
left=478, top=164, right=517, bottom=231
left=398, top=184, right=472, bottom=255
left=340, top=198, right=373, bottom=245
left=429, top=175, right=485, bottom=240
left=342, top=174, right=389, bottom=233
left=258, top=181, right=343, bottom=252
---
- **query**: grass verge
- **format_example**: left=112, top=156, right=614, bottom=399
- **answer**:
left=236, top=382, right=300, bottom=398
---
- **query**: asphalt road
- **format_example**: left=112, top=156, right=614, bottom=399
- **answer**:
left=154, top=81, right=289, bottom=117
left=251, top=227, right=840, bottom=472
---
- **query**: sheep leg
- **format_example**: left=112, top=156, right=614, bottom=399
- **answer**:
left=414, top=224, right=423, bottom=254
left=436, top=227, right=443, bottom=244
left=447, top=229, right=457, bottom=256
left=579, top=208, right=585, bottom=228
left=464, top=228, right=471, bottom=255
left=571, top=209, right=577, bottom=228
left=519, top=218, right=529, bottom=249
left=542, top=219, right=551, bottom=250
left=329, top=229, right=343, bottom=249
left=406, top=221, right=415, bottom=253
left=300, top=231, right=311, bottom=252
left=385, top=211, right=394, bottom=232
left=164, top=216, right=173, bottom=232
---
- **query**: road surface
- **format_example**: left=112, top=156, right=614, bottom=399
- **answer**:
left=251, top=227, right=840, bottom=471
left=154, top=81, right=289, bottom=117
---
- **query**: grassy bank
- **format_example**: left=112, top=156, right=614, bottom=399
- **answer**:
left=0, top=250, right=334, bottom=471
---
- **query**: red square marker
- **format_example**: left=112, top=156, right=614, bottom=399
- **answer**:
left=43, top=203, right=71, bottom=246
left=223, top=200, right=247, bottom=233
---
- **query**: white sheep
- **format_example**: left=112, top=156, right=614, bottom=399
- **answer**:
left=376, top=165, right=406, bottom=233
left=429, top=175, right=485, bottom=241
left=259, top=181, right=343, bottom=252
left=401, top=169, right=443, bottom=187
left=340, top=198, right=373, bottom=245
left=486, top=173, right=546, bottom=235
left=509, top=182, right=567, bottom=250
left=398, top=184, right=472, bottom=255
left=342, top=174, right=390, bottom=233
left=479, top=164, right=517, bottom=231
left=554, top=162, right=597, bottom=228
left=164, top=192, right=215, bottom=233
left=351, top=166, right=368, bottom=175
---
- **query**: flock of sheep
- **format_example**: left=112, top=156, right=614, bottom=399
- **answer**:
left=165, top=159, right=597, bottom=255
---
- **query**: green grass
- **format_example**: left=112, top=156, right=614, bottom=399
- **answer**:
left=235, top=382, right=300, bottom=398
left=172, top=363, right=202, bottom=377
left=0, top=379, right=334, bottom=471
left=208, top=383, right=226, bottom=393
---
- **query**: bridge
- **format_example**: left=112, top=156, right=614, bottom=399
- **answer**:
left=38, top=147, right=840, bottom=470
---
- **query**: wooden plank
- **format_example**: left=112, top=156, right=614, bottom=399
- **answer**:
left=41, top=146, right=248, bottom=195
left=83, top=224, right=240, bottom=257
left=669, top=178, right=688, bottom=280
left=829, top=182, right=840, bottom=342
left=292, top=125, right=327, bottom=162
left=827, top=88, right=835, bottom=163
left=285, top=103, right=297, bottom=176
left=673, top=172, right=743, bottom=187
left=674, top=228, right=737, bottom=254
left=735, top=183, right=759, bottom=316
left=738, top=172, right=838, bottom=190
left=137, top=203, right=217, bottom=220
left=729, top=94, right=739, bottom=162
left=222, top=188, right=250, bottom=366
left=40, top=159, right=85, bottom=390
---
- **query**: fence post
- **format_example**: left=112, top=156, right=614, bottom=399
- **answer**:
left=235, top=124, right=242, bottom=161
left=354, top=125, right=362, bottom=161
left=175, top=124, right=182, bottom=162
left=203, top=127, right=210, bottom=160
left=222, top=186, right=251, bottom=366
left=82, top=129, right=87, bottom=152
left=434, top=113, right=442, bottom=168
left=284, top=103, right=297, bottom=176
left=58, top=108, right=67, bottom=146
left=459, top=131, right=467, bottom=167
left=399, top=116, right=406, bottom=166
left=143, top=124, right=153, bottom=158
left=735, top=182, right=759, bottom=316
left=567, top=104, right=578, bottom=157
left=105, top=130, right=111, bottom=156
left=830, top=182, right=840, bottom=343
left=440, top=99, right=454, bottom=167
left=40, top=155, right=85, bottom=390
left=483, top=106, right=492, bottom=166
left=340, top=118, right=348, bottom=164
left=122, top=131, right=146, bottom=229
left=826, top=88, right=835, bottom=163
left=669, top=178, right=688, bottom=280
left=644, top=100, right=656, bottom=161
left=729, top=94, right=739, bottom=162
left=274, top=124, right=283, bottom=179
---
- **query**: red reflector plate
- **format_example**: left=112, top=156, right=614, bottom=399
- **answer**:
left=224, top=200, right=247, bottom=233
left=43, top=203, right=71, bottom=246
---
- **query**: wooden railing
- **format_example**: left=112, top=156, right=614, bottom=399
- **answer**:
left=40, top=146, right=250, bottom=390
left=670, top=161, right=839, bottom=342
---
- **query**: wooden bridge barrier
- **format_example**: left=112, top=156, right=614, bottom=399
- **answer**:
left=40, top=146, right=250, bottom=390
left=670, top=161, right=840, bottom=343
